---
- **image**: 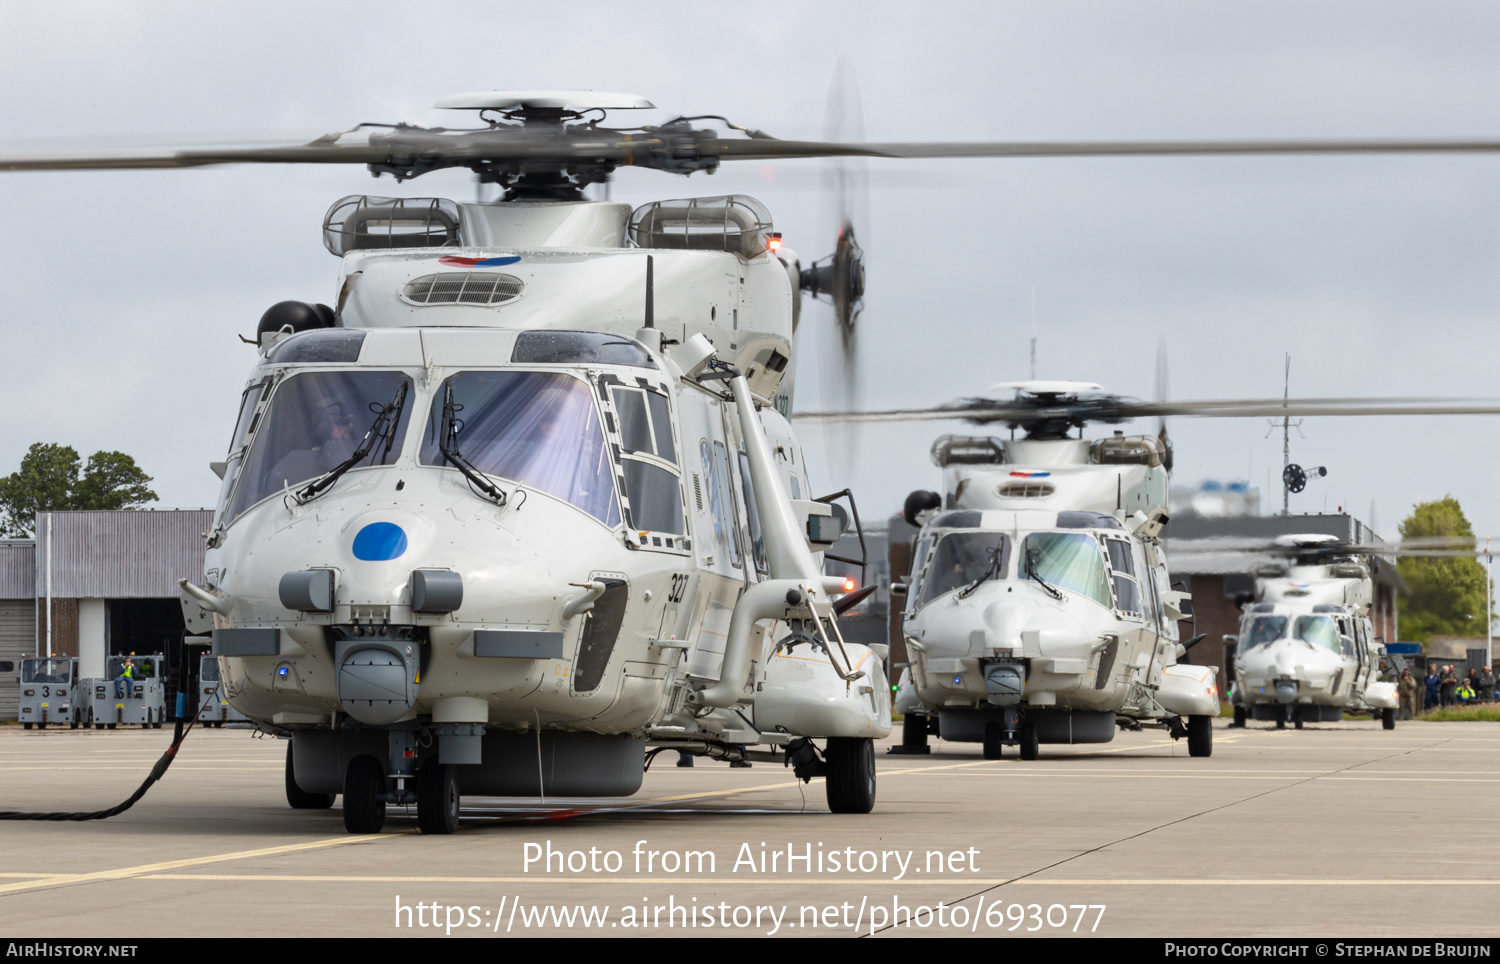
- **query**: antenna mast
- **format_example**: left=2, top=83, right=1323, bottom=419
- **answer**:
left=1029, top=286, right=1038, bottom=380
left=1282, top=353, right=1290, bottom=515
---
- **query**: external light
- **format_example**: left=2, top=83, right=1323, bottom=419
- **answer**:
left=765, top=232, right=783, bottom=253
left=277, top=665, right=290, bottom=678
left=953, top=676, right=963, bottom=685
left=843, top=578, right=857, bottom=593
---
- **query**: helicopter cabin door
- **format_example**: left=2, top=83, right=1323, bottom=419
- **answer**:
left=1103, top=536, right=1160, bottom=689
left=675, top=388, right=751, bottom=683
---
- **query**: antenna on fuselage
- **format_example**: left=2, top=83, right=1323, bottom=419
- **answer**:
left=644, top=255, right=655, bottom=329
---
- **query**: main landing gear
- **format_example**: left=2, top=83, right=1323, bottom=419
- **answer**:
left=787, top=737, right=877, bottom=814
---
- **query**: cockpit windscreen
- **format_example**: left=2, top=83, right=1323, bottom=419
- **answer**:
left=421, top=371, right=621, bottom=527
left=920, top=532, right=1010, bottom=605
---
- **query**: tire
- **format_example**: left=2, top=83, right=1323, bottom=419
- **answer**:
left=106, top=723, right=116, bottom=730
left=1382, top=707, right=1396, bottom=730
left=1232, top=705, right=1247, bottom=728
left=70, top=721, right=79, bottom=730
left=1187, top=715, right=1213, bottom=757
left=1018, top=722, right=1039, bottom=761
left=982, top=721, right=1004, bottom=760
left=824, top=738, right=876, bottom=814
left=37, top=722, right=46, bottom=730
left=416, top=760, right=461, bottom=835
left=152, top=721, right=162, bottom=729
left=22, top=722, right=30, bottom=730
left=1275, top=717, right=1285, bottom=730
left=342, top=755, right=387, bottom=834
left=901, top=714, right=930, bottom=752
left=285, top=743, right=335, bottom=810
left=1294, top=718, right=1304, bottom=730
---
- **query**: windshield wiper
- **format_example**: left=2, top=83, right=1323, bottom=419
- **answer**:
left=438, top=381, right=506, bottom=505
left=294, top=382, right=408, bottom=505
left=958, top=545, right=1005, bottom=600
left=1024, top=546, right=1065, bottom=601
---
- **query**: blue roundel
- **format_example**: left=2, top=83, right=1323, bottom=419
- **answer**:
left=352, top=522, right=408, bottom=561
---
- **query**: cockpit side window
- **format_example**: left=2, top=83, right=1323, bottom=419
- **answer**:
left=419, top=370, right=621, bottom=527
left=907, top=536, right=934, bottom=604
left=920, top=531, right=1010, bottom=606
left=1104, top=537, right=1142, bottom=616
left=608, top=386, right=685, bottom=538
left=229, top=370, right=414, bottom=523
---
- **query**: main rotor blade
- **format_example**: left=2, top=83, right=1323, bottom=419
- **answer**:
left=11, top=129, right=1500, bottom=173
left=795, top=395, right=1500, bottom=425
left=716, top=136, right=1500, bottom=161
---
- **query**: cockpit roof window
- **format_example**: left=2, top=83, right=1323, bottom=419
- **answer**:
left=511, top=330, right=657, bottom=369
left=929, top=509, right=981, bottom=529
left=263, top=329, right=366, bottom=365
left=1056, top=510, right=1124, bottom=530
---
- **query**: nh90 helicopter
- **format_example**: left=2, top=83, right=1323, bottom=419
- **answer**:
left=11, top=90, right=1500, bottom=833
left=800, top=384, right=1500, bottom=759
left=814, top=382, right=1218, bottom=759
left=1221, top=534, right=1399, bottom=730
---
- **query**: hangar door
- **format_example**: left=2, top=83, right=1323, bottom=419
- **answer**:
left=0, top=600, right=37, bottom=721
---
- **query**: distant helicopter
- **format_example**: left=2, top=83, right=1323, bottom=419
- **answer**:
left=10, top=89, right=1500, bottom=833
left=824, top=381, right=1219, bottom=759
left=1223, top=535, right=1398, bottom=729
left=799, top=381, right=1500, bottom=758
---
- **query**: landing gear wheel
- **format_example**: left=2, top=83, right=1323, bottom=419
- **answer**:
left=982, top=721, right=1004, bottom=760
left=824, top=737, right=876, bottom=814
left=1382, top=707, right=1396, bottom=730
left=417, top=760, right=461, bottom=835
left=892, top=714, right=931, bottom=754
left=1187, top=715, right=1213, bottom=757
left=342, top=754, right=387, bottom=834
left=1232, top=705, right=1247, bottom=727
left=285, top=744, right=335, bottom=810
left=1018, top=722, right=1040, bottom=761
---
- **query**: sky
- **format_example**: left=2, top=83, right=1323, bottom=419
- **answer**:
left=2, top=1, right=1500, bottom=544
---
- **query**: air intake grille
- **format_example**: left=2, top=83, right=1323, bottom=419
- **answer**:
left=403, top=272, right=524, bottom=306
left=997, top=481, right=1055, bottom=498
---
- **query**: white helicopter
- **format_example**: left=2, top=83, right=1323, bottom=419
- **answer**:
left=812, top=381, right=1219, bottom=759
left=800, top=381, right=1500, bottom=759
left=11, top=90, right=1500, bottom=834
left=1224, top=534, right=1399, bottom=730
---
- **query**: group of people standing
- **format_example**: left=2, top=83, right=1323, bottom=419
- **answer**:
left=1397, top=664, right=1496, bottom=718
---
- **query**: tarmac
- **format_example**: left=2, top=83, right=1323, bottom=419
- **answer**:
left=0, top=717, right=1495, bottom=939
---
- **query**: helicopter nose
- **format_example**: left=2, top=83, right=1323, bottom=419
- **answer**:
left=981, top=600, right=1030, bottom=650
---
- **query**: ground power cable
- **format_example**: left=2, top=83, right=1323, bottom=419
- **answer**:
left=863, top=736, right=1451, bottom=937
left=0, top=684, right=222, bottom=822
